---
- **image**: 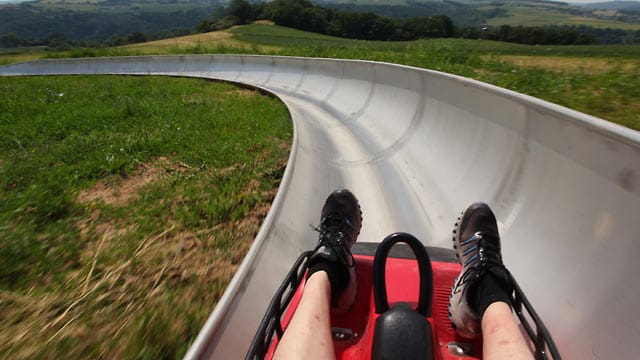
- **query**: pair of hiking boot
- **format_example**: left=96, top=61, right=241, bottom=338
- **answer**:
left=308, top=189, right=512, bottom=337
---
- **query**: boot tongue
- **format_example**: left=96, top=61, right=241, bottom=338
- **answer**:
left=467, top=211, right=498, bottom=238
left=324, top=213, right=343, bottom=225
left=326, top=213, right=352, bottom=230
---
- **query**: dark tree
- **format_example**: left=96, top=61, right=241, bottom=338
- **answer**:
left=228, top=0, right=254, bottom=25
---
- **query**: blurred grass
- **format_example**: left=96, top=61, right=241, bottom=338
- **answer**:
left=0, top=75, right=291, bottom=358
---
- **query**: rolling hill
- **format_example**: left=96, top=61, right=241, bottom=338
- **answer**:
left=316, top=0, right=640, bottom=29
left=0, top=0, right=223, bottom=42
left=575, top=1, right=640, bottom=10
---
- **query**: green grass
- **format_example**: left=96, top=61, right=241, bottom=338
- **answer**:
left=0, top=75, right=291, bottom=358
left=230, top=24, right=416, bottom=50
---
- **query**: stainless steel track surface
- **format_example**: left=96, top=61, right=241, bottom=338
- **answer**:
left=2, top=55, right=639, bottom=359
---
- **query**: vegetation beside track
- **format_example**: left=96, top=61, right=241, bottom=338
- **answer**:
left=0, top=75, right=291, bottom=358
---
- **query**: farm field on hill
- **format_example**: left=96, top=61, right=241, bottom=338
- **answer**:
left=315, top=0, right=640, bottom=29
left=0, top=75, right=292, bottom=358
left=487, top=5, right=640, bottom=30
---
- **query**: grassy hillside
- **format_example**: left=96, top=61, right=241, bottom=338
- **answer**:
left=577, top=1, right=640, bottom=10
left=230, top=23, right=640, bottom=57
left=0, top=0, right=221, bottom=42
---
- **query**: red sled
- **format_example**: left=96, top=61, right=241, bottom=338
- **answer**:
left=247, top=233, right=560, bottom=360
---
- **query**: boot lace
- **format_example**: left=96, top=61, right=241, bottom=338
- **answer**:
left=453, top=232, right=509, bottom=300
left=311, top=213, right=356, bottom=267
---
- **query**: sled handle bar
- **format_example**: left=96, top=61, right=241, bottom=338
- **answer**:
left=373, top=232, right=433, bottom=316
left=510, top=274, right=562, bottom=360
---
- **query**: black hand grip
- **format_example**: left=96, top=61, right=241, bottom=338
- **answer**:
left=373, top=232, right=433, bottom=316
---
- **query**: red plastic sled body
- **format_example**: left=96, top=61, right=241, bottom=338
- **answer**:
left=264, top=242, right=483, bottom=359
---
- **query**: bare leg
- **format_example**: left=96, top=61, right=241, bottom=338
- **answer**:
left=275, top=189, right=360, bottom=359
left=273, top=271, right=335, bottom=360
left=481, top=302, right=533, bottom=360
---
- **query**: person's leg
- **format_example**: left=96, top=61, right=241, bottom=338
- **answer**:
left=481, top=302, right=532, bottom=360
left=274, top=189, right=362, bottom=359
left=274, top=271, right=335, bottom=360
left=448, top=202, right=533, bottom=359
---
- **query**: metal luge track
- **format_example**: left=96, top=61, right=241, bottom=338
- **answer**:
left=2, top=55, right=639, bottom=359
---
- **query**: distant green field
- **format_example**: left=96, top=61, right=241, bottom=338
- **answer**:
left=232, top=23, right=640, bottom=59
left=230, top=24, right=414, bottom=50
left=488, top=5, right=640, bottom=30
left=316, top=0, right=640, bottom=30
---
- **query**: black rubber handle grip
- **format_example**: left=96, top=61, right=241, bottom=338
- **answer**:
left=373, top=232, right=433, bottom=316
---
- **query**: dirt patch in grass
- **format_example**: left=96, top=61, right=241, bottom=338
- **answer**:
left=119, top=22, right=283, bottom=54
left=122, top=30, right=235, bottom=49
left=1, top=164, right=282, bottom=359
left=77, top=157, right=191, bottom=206
left=228, top=88, right=259, bottom=97
left=486, top=55, right=638, bottom=74
left=254, top=20, right=275, bottom=26
left=120, top=28, right=259, bottom=53
left=473, top=68, right=502, bottom=78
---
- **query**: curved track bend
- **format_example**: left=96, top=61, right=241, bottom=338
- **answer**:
left=2, top=55, right=639, bottom=359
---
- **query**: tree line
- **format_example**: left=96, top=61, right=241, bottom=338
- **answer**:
left=198, top=0, right=455, bottom=41
left=461, top=25, right=598, bottom=45
left=318, top=1, right=508, bottom=26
